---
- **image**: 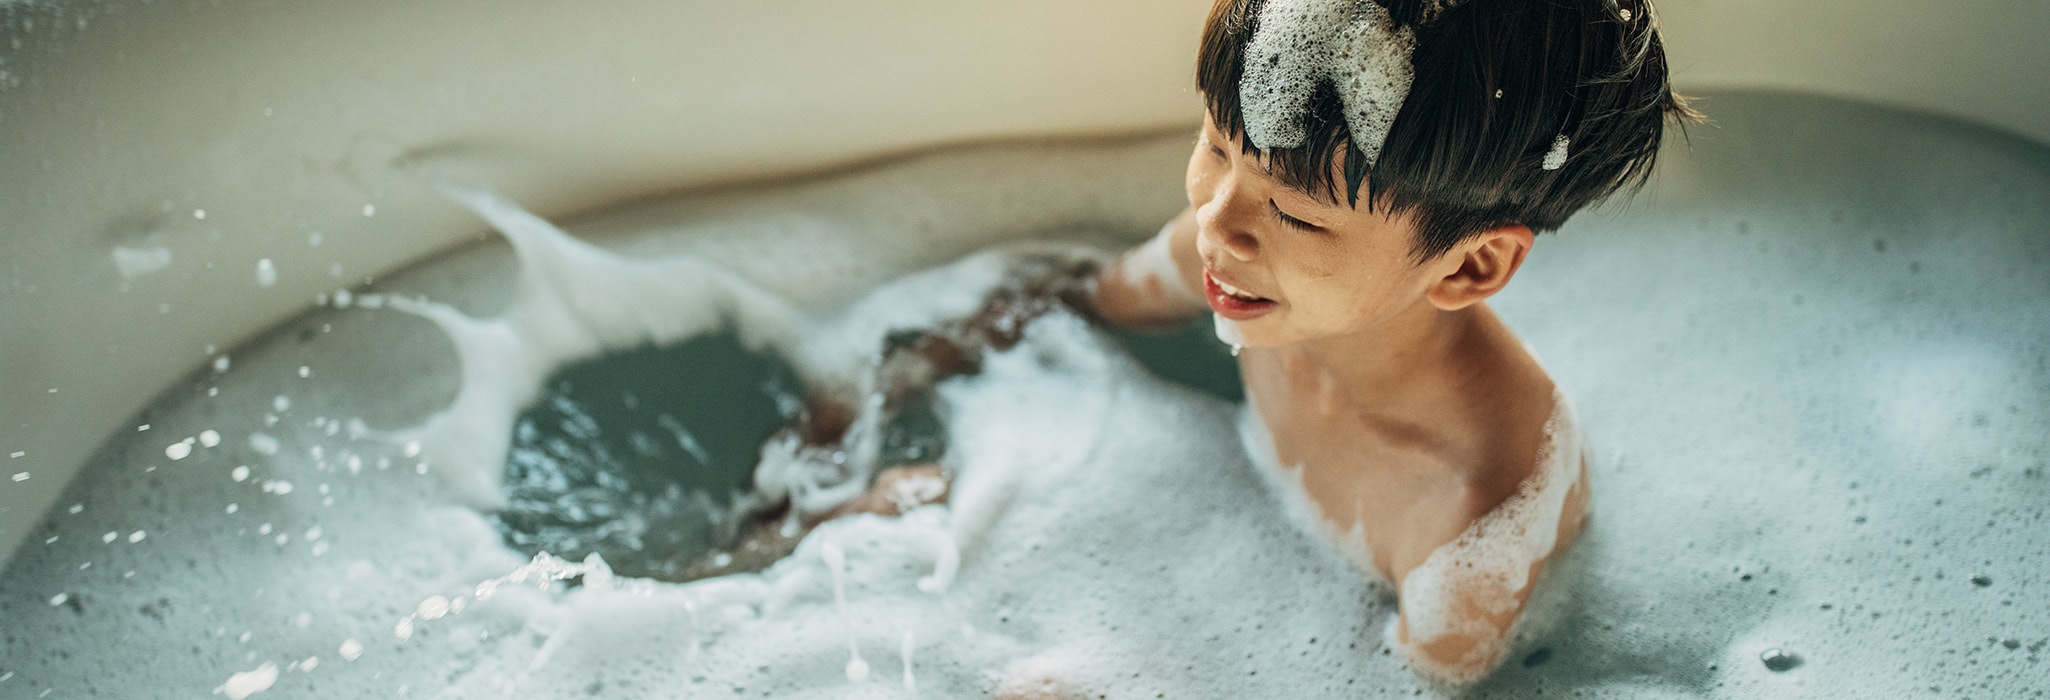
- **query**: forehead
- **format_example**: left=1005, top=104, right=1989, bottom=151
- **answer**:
left=1200, top=112, right=1351, bottom=206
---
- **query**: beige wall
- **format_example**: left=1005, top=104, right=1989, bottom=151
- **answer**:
left=1659, top=0, right=2050, bottom=146
left=2, top=0, right=2044, bottom=568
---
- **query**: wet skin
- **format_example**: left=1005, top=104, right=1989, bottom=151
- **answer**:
left=1093, top=114, right=1589, bottom=681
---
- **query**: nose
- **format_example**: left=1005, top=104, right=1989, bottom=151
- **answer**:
left=1193, top=175, right=1262, bottom=263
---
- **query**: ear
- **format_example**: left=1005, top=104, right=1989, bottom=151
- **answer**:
left=1424, top=224, right=1534, bottom=311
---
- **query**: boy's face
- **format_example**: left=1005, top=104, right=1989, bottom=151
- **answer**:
left=1188, top=112, right=1448, bottom=348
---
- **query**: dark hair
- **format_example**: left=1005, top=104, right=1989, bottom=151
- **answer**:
left=1198, top=0, right=1699, bottom=260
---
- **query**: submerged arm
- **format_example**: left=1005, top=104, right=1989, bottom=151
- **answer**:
left=1091, top=207, right=1208, bottom=328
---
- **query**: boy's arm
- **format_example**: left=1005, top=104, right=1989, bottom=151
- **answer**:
left=1091, top=207, right=1208, bottom=328
left=1395, top=460, right=1591, bottom=682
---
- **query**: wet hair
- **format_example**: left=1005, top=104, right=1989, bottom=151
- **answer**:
left=1198, top=0, right=1699, bottom=260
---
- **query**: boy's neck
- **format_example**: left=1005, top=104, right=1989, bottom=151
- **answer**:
left=1284, top=302, right=1486, bottom=418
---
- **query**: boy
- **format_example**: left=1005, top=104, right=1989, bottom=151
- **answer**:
left=1090, top=0, right=1693, bottom=682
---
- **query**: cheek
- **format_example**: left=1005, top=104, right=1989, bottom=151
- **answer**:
left=1286, top=252, right=1402, bottom=326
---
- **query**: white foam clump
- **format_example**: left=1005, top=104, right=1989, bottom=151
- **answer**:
left=1213, top=313, right=1246, bottom=356
left=1542, top=134, right=1571, bottom=171
left=1240, top=0, right=1415, bottom=163
left=213, top=662, right=278, bottom=699
left=247, top=432, right=280, bottom=456
left=111, top=245, right=172, bottom=279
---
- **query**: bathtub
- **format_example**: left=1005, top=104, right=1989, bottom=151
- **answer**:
left=2, top=1, right=2047, bottom=697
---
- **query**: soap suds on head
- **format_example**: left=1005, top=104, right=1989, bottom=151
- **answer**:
left=1240, top=0, right=1415, bottom=164
left=1542, top=134, right=1571, bottom=171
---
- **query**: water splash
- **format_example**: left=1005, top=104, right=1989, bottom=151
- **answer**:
left=820, top=541, right=869, bottom=682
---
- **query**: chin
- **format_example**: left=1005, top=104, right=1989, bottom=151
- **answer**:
left=1213, top=314, right=1298, bottom=349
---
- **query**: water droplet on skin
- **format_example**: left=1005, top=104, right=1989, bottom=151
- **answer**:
left=1760, top=648, right=1801, bottom=672
left=48, top=593, right=68, bottom=606
left=256, top=259, right=277, bottom=288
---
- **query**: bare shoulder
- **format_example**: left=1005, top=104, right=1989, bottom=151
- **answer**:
left=1390, top=313, right=1590, bottom=682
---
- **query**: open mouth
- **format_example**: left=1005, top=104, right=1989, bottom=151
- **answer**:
left=1203, top=270, right=1278, bottom=321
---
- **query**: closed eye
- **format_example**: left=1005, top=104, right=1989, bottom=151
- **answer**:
left=1270, top=201, right=1322, bottom=232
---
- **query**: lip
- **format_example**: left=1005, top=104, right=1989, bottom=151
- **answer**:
left=1203, top=269, right=1278, bottom=321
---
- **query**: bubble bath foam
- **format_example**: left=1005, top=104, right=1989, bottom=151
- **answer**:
left=2, top=93, right=2048, bottom=698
